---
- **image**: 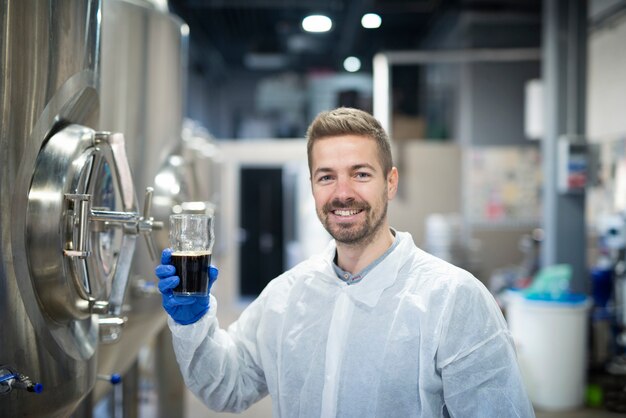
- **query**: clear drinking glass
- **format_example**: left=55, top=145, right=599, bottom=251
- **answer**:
left=169, top=213, right=215, bottom=295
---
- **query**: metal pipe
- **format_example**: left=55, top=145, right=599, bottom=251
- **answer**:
left=383, top=48, right=541, bottom=65
left=122, top=361, right=139, bottom=418
left=541, top=0, right=588, bottom=294
left=108, top=234, right=137, bottom=316
left=90, top=209, right=139, bottom=224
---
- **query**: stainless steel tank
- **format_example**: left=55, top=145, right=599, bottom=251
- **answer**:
left=1, top=1, right=103, bottom=416
left=93, top=0, right=192, bottom=403
left=95, top=3, right=227, bottom=414
left=0, top=0, right=165, bottom=416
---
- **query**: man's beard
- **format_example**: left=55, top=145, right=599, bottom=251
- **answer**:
left=319, top=196, right=388, bottom=246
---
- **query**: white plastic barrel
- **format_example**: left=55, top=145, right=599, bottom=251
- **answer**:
left=506, top=293, right=591, bottom=411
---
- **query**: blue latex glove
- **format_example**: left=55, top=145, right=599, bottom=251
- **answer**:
left=155, top=248, right=218, bottom=325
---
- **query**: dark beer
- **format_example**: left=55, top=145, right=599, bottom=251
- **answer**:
left=171, top=250, right=212, bottom=295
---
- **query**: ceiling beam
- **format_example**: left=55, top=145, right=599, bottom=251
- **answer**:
left=333, top=0, right=372, bottom=62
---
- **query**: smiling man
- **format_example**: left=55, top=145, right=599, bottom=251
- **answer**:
left=155, top=107, right=535, bottom=417
left=311, top=132, right=397, bottom=272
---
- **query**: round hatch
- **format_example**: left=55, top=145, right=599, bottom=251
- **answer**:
left=26, top=124, right=139, bottom=328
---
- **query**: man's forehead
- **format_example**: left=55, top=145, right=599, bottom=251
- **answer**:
left=311, top=134, right=377, bottom=153
left=311, top=136, right=381, bottom=171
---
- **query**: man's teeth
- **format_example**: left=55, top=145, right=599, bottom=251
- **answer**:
left=334, top=209, right=361, bottom=216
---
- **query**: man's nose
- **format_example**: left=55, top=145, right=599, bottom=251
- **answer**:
left=334, top=176, right=355, bottom=201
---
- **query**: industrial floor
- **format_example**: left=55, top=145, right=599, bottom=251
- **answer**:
left=114, top=346, right=624, bottom=418
left=535, top=410, right=622, bottom=418
left=126, top=385, right=622, bottom=417
left=182, top=387, right=623, bottom=418
left=185, top=387, right=272, bottom=418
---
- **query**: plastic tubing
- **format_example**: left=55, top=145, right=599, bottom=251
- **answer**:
left=0, top=373, right=16, bottom=384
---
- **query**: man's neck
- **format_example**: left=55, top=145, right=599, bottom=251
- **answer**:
left=335, top=225, right=394, bottom=274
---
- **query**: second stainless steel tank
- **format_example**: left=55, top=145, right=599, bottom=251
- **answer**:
left=93, top=0, right=192, bottom=403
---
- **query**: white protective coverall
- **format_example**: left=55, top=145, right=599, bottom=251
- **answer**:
left=168, top=231, right=534, bottom=417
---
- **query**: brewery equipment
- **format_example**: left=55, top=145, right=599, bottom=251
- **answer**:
left=93, top=0, right=193, bottom=409
left=1, top=2, right=110, bottom=415
left=0, top=0, right=193, bottom=416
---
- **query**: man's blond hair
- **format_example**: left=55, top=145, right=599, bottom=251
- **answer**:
left=306, top=107, right=393, bottom=177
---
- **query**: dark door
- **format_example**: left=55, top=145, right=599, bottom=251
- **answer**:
left=239, top=167, right=284, bottom=297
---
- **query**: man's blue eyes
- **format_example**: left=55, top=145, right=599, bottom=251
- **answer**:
left=317, top=173, right=371, bottom=182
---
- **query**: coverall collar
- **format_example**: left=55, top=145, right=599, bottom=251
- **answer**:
left=315, top=230, right=413, bottom=307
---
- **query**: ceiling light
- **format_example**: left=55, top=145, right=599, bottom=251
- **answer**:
left=302, top=15, right=333, bottom=33
left=343, top=56, right=361, bottom=72
left=361, top=13, right=381, bottom=29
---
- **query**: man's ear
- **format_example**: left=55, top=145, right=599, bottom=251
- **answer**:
left=387, top=167, right=399, bottom=199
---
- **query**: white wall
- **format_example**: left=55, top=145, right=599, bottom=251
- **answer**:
left=588, top=12, right=626, bottom=142
left=388, top=141, right=462, bottom=247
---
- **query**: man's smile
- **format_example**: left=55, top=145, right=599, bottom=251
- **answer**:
left=332, top=208, right=363, bottom=217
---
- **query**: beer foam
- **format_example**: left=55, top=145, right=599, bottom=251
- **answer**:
left=171, top=250, right=212, bottom=256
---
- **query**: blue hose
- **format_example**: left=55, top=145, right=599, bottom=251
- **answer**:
left=0, top=369, right=42, bottom=394
left=0, top=373, right=16, bottom=384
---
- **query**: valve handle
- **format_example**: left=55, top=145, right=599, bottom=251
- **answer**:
left=97, top=373, right=122, bottom=385
left=63, top=194, right=92, bottom=259
left=139, top=187, right=163, bottom=262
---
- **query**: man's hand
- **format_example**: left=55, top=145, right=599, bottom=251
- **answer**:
left=155, top=248, right=218, bottom=325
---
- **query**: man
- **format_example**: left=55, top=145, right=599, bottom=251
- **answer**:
left=155, top=107, right=534, bottom=417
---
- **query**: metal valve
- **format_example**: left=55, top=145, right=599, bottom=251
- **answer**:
left=64, top=187, right=162, bottom=260
left=63, top=194, right=92, bottom=258
left=0, top=366, right=43, bottom=395
left=66, top=186, right=162, bottom=317
left=98, top=315, right=128, bottom=344
left=138, top=187, right=164, bottom=261
left=59, top=131, right=163, bottom=323
left=27, top=126, right=164, bottom=330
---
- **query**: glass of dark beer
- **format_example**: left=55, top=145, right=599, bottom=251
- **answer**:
left=169, top=213, right=215, bottom=296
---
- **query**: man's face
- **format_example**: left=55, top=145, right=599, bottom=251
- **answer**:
left=310, top=135, right=398, bottom=246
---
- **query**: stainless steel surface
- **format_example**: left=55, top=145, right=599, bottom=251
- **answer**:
left=155, top=326, right=186, bottom=418
left=140, top=187, right=162, bottom=261
left=0, top=1, right=101, bottom=416
left=0, top=0, right=205, bottom=415
left=181, top=119, right=223, bottom=208
left=27, top=125, right=144, bottom=325
left=122, top=360, right=140, bottom=418
left=1, top=0, right=185, bottom=416
left=90, top=210, right=141, bottom=224
left=151, top=154, right=201, bottom=250
left=94, top=0, right=192, bottom=406
left=27, top=125, right=101, bottom=322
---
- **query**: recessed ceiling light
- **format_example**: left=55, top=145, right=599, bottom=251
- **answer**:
left=302, top=15, right=333, bottom=33
left=343, top=56, right=361, bottom=72
left=361, top=13, right=381, bottom=29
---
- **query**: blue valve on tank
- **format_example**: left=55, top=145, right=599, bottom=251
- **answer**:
left=0, top=366, right=43, bottom=394
left=98, top=373, right=122, bottom=385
